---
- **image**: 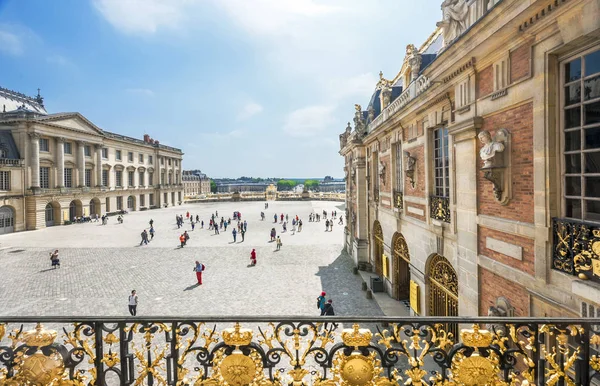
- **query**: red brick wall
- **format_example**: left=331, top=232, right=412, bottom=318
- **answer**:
left=479, top=267, right=529, bottom=316
left=510, top=43, right=531, bottom=83
left=478, top=226, right=535, bottom=275
left=478, top=102, right=534, bottom=223
left=477, top=65, right=493, bottom=97
left=405, top=202, right=426, bottom=222
left=404, top=145, right=425, bottom=198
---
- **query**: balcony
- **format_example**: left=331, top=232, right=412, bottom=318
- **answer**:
left=0, top=316, right=599, bottom=385
left=553, top=218, right=600, bottom=283
left=430, top=195, right=450, bottom=223
left=0, top=159, right=24, bottom=167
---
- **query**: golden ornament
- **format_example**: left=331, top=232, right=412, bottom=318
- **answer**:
left=340, top=354, right=374, bottom=385
left=220, top=353, right=257, bottom=386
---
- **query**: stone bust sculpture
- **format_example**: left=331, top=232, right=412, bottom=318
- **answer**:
left=405, top=151, right=416, bottom=171
left=478, top=129, right=507, bottom=168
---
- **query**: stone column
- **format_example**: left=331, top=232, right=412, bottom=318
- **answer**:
left=95, top=144, right=102, bottom=187
left=56, top=137, right=65, bottom=188
left=134, top=168, right=139, bottom=188
left=353, top=153, right=369, bottom=265
left=29, top=133, right=40, bottom=188
left=78, top=141, right=85, bottom=187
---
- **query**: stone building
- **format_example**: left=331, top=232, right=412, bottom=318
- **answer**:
left=182, top=170, right=211, bottom=196
left=339, top=0, right=600, bottom=319
left=0, top=87, right=184, bottom=232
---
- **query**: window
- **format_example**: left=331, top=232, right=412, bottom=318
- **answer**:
left=84, top=145, right=91, bottom=157
left=395, top=142, right=403, bottom=191
left=168, top=158, right=172, bottom=166
left=128, top=171, right=134, bottom=187
left=39, top=138, right=49, bottom=152
left=563, top=47, right=600, bottom=222
left=128, top=152, right=133, bottom=162
left=149, top=172, right=154, bottom=186
left=116, top=196, right=123, bottom=210
left=433, top=127, right=450, bottom=197
left=161, top=157, right=164, bottom=165
left=149, top=193, right=154, bottom=206
left=127, top=196, right=134, bottom=209
left=149, top=155, right=153, bottom=164
left=102, top=169, right=108, bottom=187
left=139, top=154, right=143, bottom=163
left=64, top=168, right=73, bottom=188
left=139, top=171, right=145, bottom=186
left=0, top=171, right=10, bottom=191
left=164, top=192, right=168, bottom=204
left=178, top=191, right=182, bottom=202
left=40, top=167, right=49, bottom=188
left=161, top=172, right=165, bottom=185
left=116, top=170, right=123, bottom=187
left=85, top=169, right=92, bottom=187
left=175, top=160, right=178, bottom=166
left=102, top=148, right=108, bottom=159
left=140, top=194, right=145, bottom=207
left=64, top=142, right=72, bottom=154
left=168, top=173, right=173, bottom=185
left=116, top=150, right=122, bottom=161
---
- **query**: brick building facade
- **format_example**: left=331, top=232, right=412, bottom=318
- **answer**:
left=339, top=0, right=600, bottom=318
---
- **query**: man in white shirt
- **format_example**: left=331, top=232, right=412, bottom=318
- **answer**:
left=128, top=290, right=138, bottom=316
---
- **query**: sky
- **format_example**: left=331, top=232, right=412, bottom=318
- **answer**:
left=0, top=0, right=442, bottom=178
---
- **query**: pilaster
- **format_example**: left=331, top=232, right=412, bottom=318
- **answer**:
left=95, top=144, right=102, bottom=187
left=28, top=132, right=40, bottom=188
left=56, top=137, right=65, bottom=188
left=77, top=141, right=85, bottom=187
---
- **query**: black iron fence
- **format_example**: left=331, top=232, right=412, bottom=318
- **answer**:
left=1, top=316, right=599, bottom=385
left=553, top=217, right=600, bottom=283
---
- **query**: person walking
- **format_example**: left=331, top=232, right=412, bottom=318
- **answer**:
left=196, top=215, right=199, bottom=223
left=149, top=219, right=154, bottom=227
left=274, top=214, right=277, bottom=223
left=184, top=231, right=190, bottom=245
left=317, top=292, right=327, bottom=315
left=128, top=290, right=138, bottom=316
left=214, top=222, right=219, bottom=234
left=50, top=249, right=60, bottom=268
left=322, top=299, right=338, bottom=330
left=250, top=249, right=257, bottom=266
left=191, top=221, right=195, bottom=231
left=232, top=228, right=237, bottom=242
left=241, top=228, right=245, bottom=242
left=224, top=221, right=228, bottom=231
left=325, top=219, right=330, bottom=232
left=149, top=226, right=155, bottom=240
left=179, top=234, right=186, bottom=248
left=330, top=221, right=333, bottom=232
left=193, top=261, right=205, bottom=285
left=280, top=214, right=284, bottom=223
left=282, top=221, right=287, bottom=233
left=270, top=228, right=276, bottom=241
left=298, top=219, right=303, bottom=232
left=338, top=216, right=343, bottom=225
left=243, top=220, right=247, bottom=232
left=286, top=214, right=289, bottom=222
left=140, top=230, right=148, bottom=246
left=276, top=236, right=282, bottom=250
left=201, top=220, right=204, bottom=229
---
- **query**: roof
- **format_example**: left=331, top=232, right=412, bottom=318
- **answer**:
left=0, top=87, right=47, bottom=115
left=0, top=131, right=20, bottom=159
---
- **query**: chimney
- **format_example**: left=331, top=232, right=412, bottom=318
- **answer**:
left=155, top=140, right=160, bottom=145
left=143, top=134, right=150, bottom=143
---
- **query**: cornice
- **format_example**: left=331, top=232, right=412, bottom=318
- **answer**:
left=519, top=0, right=571, bottom=32
left=441, top=58, right=475, bottom=84
left=448, top=116, right=483, bottom=143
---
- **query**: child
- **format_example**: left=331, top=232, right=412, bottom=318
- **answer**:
left=276, top=236, right=282, bottom=251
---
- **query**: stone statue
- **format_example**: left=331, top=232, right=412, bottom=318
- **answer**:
left=437, top=0, right=468, bottom=45
left=339, top=122, right=352, bottom=149
left=378, top=161, right=386, bottom=185
left=404, top=151, right=416, bottom=188
left=354, top=104, right=366, bottom=137
left=478, top=129, right=507, bottom=168
left=368, top=107, right=375, bottom=122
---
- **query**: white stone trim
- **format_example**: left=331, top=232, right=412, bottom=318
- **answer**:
left=485, top=236, right=522, bottom=260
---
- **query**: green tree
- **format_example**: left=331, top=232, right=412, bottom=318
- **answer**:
left=303, top=179, right=320, bottom=190
left=210, top=179, right=217, bottom=193
left=277, top=179, right=297, bottom=191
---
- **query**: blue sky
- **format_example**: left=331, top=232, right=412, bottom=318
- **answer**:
left=0, top=0, right=441, bottom=178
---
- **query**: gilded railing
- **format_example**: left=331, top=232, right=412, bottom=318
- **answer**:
left=1, top=317, right=599, bottom=385
left=430, top=195, right=450, bottom=223
left=553, top=218, right=600, bottom=283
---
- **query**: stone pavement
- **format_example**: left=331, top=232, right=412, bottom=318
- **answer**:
left=0, top=200, right=385, bottom=318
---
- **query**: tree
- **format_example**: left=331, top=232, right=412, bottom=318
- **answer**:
left=210, top=179, right=217, bottom=193
left=277, top=179, right=297, bottom=191
left=303, top=179, right=320, bottom=190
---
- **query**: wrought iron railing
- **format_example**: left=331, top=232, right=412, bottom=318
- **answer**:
left=393, top=190, right=403, bottom=210
left=430, top=195, right=450, bottom=223
left=553, top=218, right=600, bottom=283
left=1, top=317, right=599, bottom=385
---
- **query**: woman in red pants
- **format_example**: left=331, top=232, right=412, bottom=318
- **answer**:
left=193, top=261, right=205, bottom=284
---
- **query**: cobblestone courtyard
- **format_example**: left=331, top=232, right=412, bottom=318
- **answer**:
left=0, top=200, right=384, bottom=317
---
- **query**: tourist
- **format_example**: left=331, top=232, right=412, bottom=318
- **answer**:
left=243, top=220, right=247, bottom=232
left=322, top=300, right=337, bottom=330
left=291, top=221, right=296, bottom=235
left=128, top=290, right=138, bottom=316
left=232, top=228, right=237, bottom=242
left=184, top=231, right=190, bottom=245
left=286, top=214, right=289, bottom=222
left=50, top=249, right=60, bottom=268
left=214, top=222, right=219, bottom=235
left=193, top=261, right=205, bottom=285
left=140, top=230, right=148, bottom=246
left=196, top=215, right=199, bottom=223
left=179, top=234, right=186, bottom=248
left=274, top=214, right=277, bottom=223
left=280, top=214, right=284, bottom=223
left=329, top=221, right=333, bottom=232
left=270, top=228, right=276, bottom=241
left=282, top=221, right=287, bottom=232
left=201, top=220, right=204, bottom=229
left=338, top=216, right=343, bottom=225
left=224, top=221, right=228, bottom=231
left=325, top=220, right=330, bottom=232
left=250, top=249, right=257, bottom=266
left=298, top=219, right=303, bottom=232
left=191, top=221, right=195, bottom=231
left=276, top=236, right=282, bottom=251
left=317, top=291, right=327, bottom=315
left=241, top=228, right=245, bottom=242
left=149, top=219, right=154, bottom=227
left=149, top=226, right=155, bottom=240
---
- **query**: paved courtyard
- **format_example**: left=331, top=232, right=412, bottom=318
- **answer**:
left=0, top=200, right=384, bottom=318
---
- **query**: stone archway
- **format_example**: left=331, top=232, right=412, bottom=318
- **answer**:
left=45, top=201, right=61, bottom=227
left=0, top=206, right=15, bottom=234
left=127, top=195, right=136, bottom=211
left=392, top=232, right=410, bottom=301
left=372, top=221, right=384, bottom=277
left=89, top=198, right=101, bottom=216
left=427, top=254, right=458, bottom=336
left=69, top=200, right=82, bottom=221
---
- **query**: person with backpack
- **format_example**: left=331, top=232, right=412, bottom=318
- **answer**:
left=322, top=299, right=338, bottom=330
left=140, top=230, right=148, bottom=246
left=276, top=236, right=282, bottom=251
left=50, top=249, right=60, bottom=268
left=317, top=291, right=327, bottom=315
left=179, top=234, right=186, bottom=248
left=193, top=261, right=205, bottom=285
left=149, top=226, right=155, bottom=240
left=128, top=290, right=138, bottom=316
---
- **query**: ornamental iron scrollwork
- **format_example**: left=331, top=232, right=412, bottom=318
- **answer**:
left=393, top=190, right=403, bottom=211
left=0, top=318, right=599, bottom=385
left=430, top=195, right=450, bottom=223
left=552, top=218, right=600, bottom=282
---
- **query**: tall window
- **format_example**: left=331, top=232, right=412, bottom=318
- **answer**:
left=85, top=169, right=92, bottom=187
left=116, top=196, right=123, bottom=210
left=139, top=171, right=145, bottom=186
left=39, top=138, right=49, bottom=152
left=161, top=172, right=165, bottom=185
left=433, top=127, right=450, bottom=197
left=139, top=154, right=144, bottom=163
left=116, top=150, right=122, bottom=161
left=563, top=47, right=600, bottom=222
left=149, top=194, right=154, bottom=206
left=0, top=171, right=10, bottom=191
left=128, top=171, right=134, bottom=187
left=102, top=148, right=108, bottom=159
left=168, top=158, right=172, bottom=166
left=127, top=196, right=134, bottom=209
left=149, top=155, right=153, bottom=164
left=102, top=169, right=108, bottom=187
left=84, top=145, right=91, bottom=157
left=128, top=152, right=134, bottom=162
left=149, top=172, right=154, bottom=185
left=40, top=167, right=49, bottom=188
left=161, top=157, right=164, bottom=165
left=395, top=142, right=403, bottom=191
left=64, top=168, right=73, bottom=188
left=140, top=194, right=145, bottom=207
left=64, top=142, right=72, bottom=154
left=116, top=170, right=123, bottom=187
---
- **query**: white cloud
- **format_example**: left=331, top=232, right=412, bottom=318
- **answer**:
left=326, top=72, right=378, bottom=102
left=93, top=0, right=193, bottom=35
left=0, top=30, right=23, bottom=56
left=125, top=88, right=155, bottom=97
left=238, top=102, right=263, bottom=121
left=283, top=105, right=336, bottom=138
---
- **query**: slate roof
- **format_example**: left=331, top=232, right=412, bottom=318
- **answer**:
left=0, top=131, right=21, bottom=159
